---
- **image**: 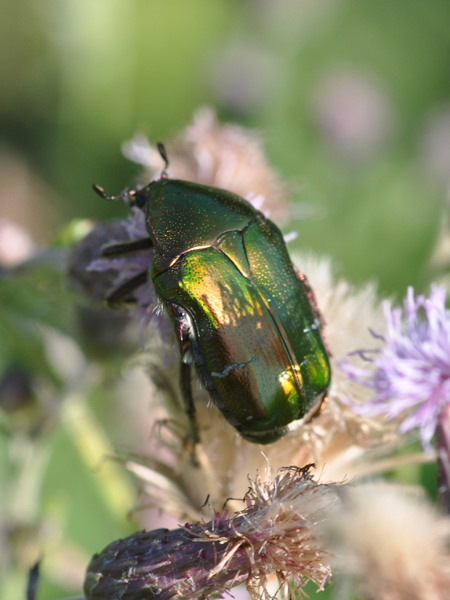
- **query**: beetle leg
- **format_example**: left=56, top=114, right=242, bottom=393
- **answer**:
left=180, top=353, right=201, bottom=450
left=106, top=270, right=148, bottom=308
left=101, top=237, right=153, bottom=257
left=171, top=306, right=200, bottom=465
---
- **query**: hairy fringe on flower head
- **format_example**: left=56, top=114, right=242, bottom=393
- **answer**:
left=122, top=106, right=289, bottom=221
left=324, top=483, right=450, bottom=600
left=84, top=465, right=339, bottom=600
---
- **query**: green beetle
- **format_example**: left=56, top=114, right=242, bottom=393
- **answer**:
left=94, top=145, right=330, bottom=446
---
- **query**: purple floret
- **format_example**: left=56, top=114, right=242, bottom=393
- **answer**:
left=341, top=285, right=450, bottom=452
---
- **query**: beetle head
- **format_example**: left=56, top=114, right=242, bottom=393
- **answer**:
left=130, top=187, right=151, bottom=210
left=92, top=143, right=170, bottom=209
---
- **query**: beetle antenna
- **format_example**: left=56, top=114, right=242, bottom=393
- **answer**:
left=157, top=142, right=169, bottom=178
left=92, top=184, right=132, bottom=202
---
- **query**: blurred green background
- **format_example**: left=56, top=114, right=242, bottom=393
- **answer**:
left=3, top=0, right=450, bottom=294
left=1, top=1, right=450, bottom=598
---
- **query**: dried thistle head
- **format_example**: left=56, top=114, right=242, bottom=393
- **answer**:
left=125, top=254, right=401, bottom=520
left=324, top=483, right=450, bottom=600
left=84, top=465, right=340, bottom=600
left=122, top=106, right=289, bottom=221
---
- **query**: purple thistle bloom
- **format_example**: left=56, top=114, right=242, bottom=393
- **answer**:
left=340, top=285, right=450, bottom=452
left=85, top=205, right=178, bottom=363
left=85, top=206, right=178, bottom=350
left=88, top=207, right=154, bottom=311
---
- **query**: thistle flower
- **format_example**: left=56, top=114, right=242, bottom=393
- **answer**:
left=76, top=110, right=435, bottom=600
left=66, top=218, right=147, bottom=356
left=81, top=108, right=291, bottom=345
left=324, top=483, right=450, bottom=600
left=122, top=106, right=289, bottom=221
left=0, top=217, right=35, bottom=267
left=340, top=285, right=450, bottom=453
left=86, top=207, right=157, bottom=318
left=116, top=253, right=403, bottom=524
left=71, top=111, right=413, bottom=524
left=313, top=70, right=394, bottom=163
left=84, top=465, right=339, bottom=600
